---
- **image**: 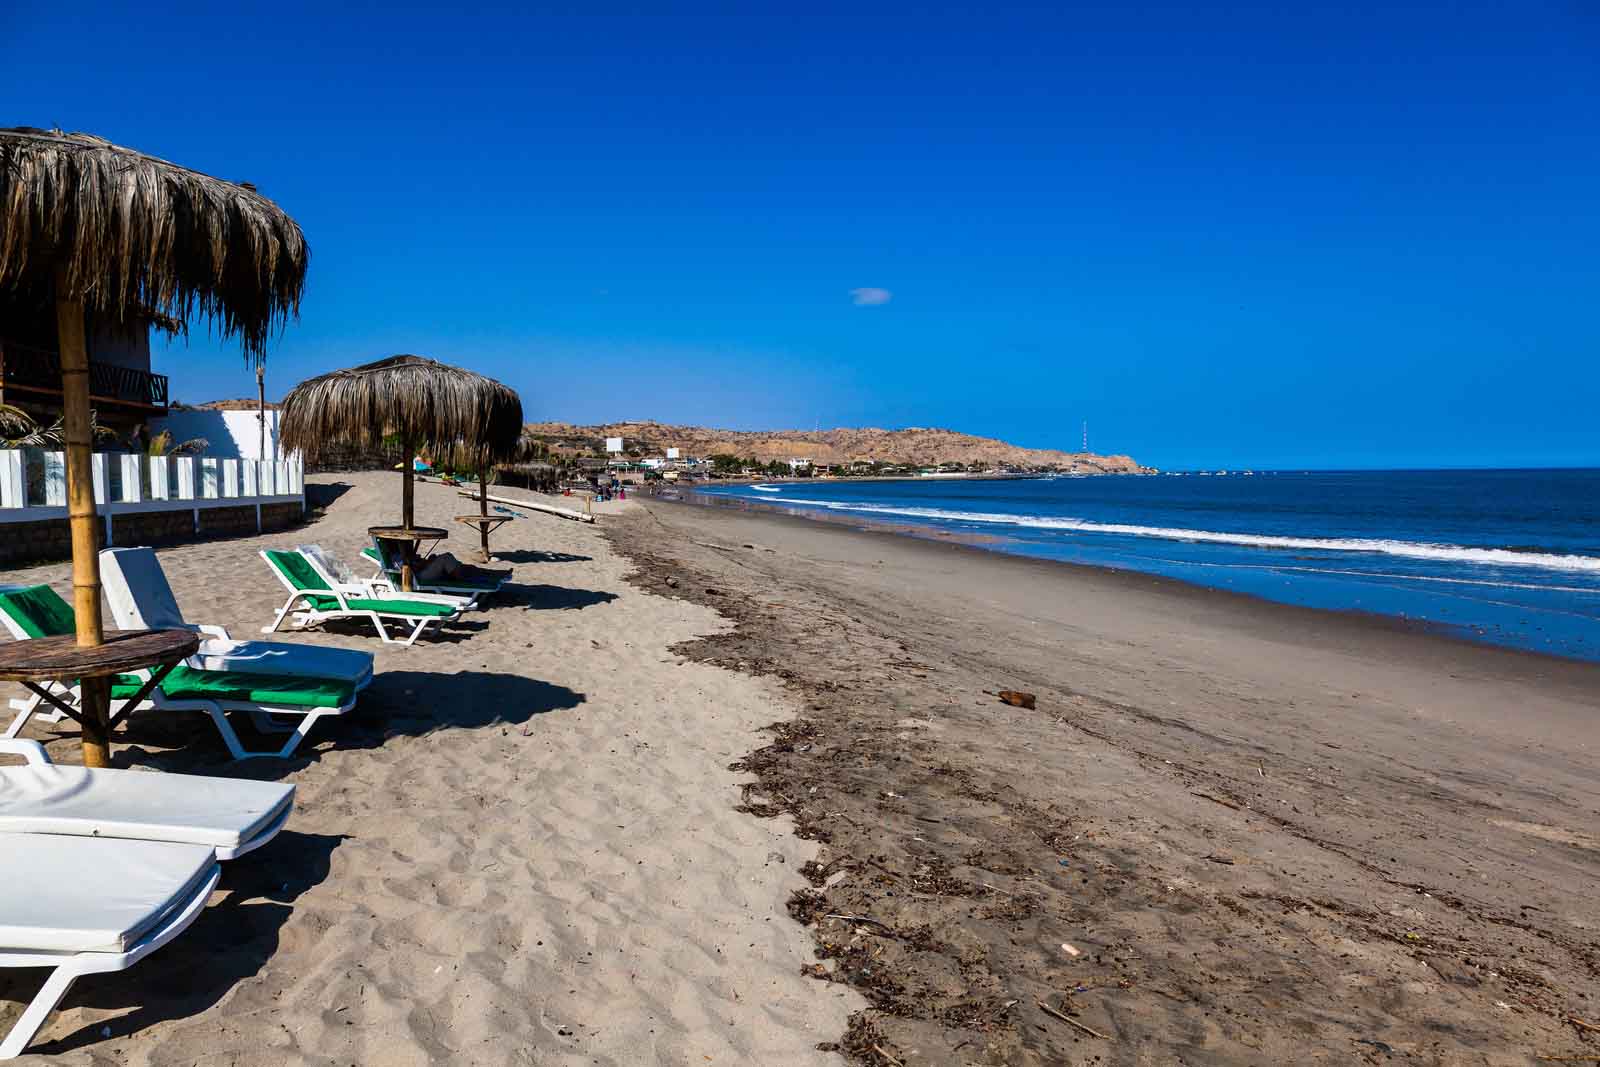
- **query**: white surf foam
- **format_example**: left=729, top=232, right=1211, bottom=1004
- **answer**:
left=760, top=497, right=1600, bottom=575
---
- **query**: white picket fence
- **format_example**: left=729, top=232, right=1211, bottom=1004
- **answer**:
left=0, top=449, right=304, bottom=543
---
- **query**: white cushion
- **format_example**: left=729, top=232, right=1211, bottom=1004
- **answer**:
left=0, top=833, right=216, bottom=952
left=0, top=766, right=293, bottom=850
left=189, top=638, right=372, bottom=684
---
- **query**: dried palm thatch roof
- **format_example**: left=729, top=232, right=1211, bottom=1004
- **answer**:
left=279, top=355, right=523, bottom=461
left=0, top=127, right=308, bottom=357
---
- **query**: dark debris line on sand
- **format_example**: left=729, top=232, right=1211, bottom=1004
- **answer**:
left=605, top=507, right=1600, bottom=1067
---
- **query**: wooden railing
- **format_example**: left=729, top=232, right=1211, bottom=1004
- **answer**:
left=0, top=338, right=170, bottom=410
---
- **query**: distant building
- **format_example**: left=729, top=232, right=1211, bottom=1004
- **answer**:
left=787, top=457, right=813, bottom=472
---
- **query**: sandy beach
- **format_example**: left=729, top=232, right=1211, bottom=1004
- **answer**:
left=609, top=493, right=1600, bottom=1065
left=0, top=472, right=858, bottom=1064
left=2, top=472, right=1597, bottom=1066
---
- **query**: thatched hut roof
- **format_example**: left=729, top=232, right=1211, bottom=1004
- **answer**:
left=279, top=354, right=523, bottom=462
left=0, top=127, right=308, bottom=356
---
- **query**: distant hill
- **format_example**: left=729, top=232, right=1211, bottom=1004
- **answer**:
left=177, top=398, right=280, bottom=411
left=523, top=420, right=1145, bottom=472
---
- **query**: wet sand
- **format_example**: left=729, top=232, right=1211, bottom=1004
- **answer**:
left=609, top=495, right=1600, bottom=1065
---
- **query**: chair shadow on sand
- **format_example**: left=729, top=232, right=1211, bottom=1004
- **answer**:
left=491, top=548, right=592, bottom=564
left=499, top=582, right=617, bottom=611
left=92, top=670, right=587, bottom=779
left=0, top=830, right=344, bottom=1057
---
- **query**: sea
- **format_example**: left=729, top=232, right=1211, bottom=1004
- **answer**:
left=693, top=469, right=1600, bottom=662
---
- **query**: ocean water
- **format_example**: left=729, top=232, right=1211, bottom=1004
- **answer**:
left=695, top=469, right=1600, bottom=662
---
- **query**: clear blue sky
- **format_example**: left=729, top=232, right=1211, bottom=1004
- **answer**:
left=4, top=2, right=1596, bottom=469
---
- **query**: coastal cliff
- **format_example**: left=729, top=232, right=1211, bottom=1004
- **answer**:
left=525, top=420, right=1146, bottom=472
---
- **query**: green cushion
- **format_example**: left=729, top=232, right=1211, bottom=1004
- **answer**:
left=112, top=665, right=354, bottom=708
left=0, top=585, right=76, bottom=638
left=302, top=593, right=457, bottom=617
left=266, top=549, right=332, bottom=592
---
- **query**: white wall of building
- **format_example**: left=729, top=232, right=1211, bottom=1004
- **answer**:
left=150, top=408, right=286, bottom=461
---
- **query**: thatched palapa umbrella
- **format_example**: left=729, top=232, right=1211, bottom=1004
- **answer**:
left=279, top=355, right=522, bottom=568
left=0, top=127, right=307, bottom=767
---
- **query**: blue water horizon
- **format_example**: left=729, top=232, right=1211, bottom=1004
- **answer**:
left=693, top=468, right=1600, bottom=662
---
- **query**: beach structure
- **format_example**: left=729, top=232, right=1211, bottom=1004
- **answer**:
left=437, top=435, right=523, bottom=564
left=279, top=354, right=521, bottom=588
left=0, top=128, right=307, bottom=767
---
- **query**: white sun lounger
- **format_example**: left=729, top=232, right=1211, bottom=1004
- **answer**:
left=260, top=547, right=468, bottom=647
left=100, top=547, right=374, bottom=688
left=0, top=738, right=293, bottom=860
left=0, top=585, right=361, bottom=760
left=0, top=832, right=220, bottom=1059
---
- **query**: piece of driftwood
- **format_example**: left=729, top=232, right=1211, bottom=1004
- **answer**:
left=1037, top=999, right=1109, bottom=1039
left=1191, top=791, right=1242, bottom=811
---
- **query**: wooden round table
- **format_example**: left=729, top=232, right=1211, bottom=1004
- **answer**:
left=453, top=513, right=514, bottom=562
left=368, top=525, right=450, bottom=591
left=0, top=628, right=200, bottom=762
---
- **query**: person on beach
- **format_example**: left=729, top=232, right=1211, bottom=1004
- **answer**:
left=410, top=548, right=510, bottom=584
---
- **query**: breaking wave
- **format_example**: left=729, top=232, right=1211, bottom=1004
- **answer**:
left=761, top=498, right=1600, bottom=574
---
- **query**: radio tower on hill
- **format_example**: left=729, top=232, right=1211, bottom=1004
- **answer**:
left=1082, top=421, right=1088, bottom=453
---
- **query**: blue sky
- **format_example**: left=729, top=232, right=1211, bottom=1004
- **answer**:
left=4, top=2, right=1597, bottom=469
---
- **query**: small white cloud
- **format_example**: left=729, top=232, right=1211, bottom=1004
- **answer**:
left=850, top=287, right=892, bottom=307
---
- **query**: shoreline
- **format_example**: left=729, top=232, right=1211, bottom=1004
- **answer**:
left=607, top=495, right=1600, bottom=1063
left=671, top=482, right=1600, bottom=673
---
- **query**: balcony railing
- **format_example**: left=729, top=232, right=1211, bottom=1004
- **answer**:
left=0, top=338, right=170, bottom=411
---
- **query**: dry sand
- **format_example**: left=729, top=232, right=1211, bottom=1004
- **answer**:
left=0, top=472, right=859, bottom=1064
left=609, top=494, right=1600, bottom=1066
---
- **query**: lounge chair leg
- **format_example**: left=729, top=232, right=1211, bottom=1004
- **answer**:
left=261, top=597, right=295, bottom=635
left=200, top=703, right=250, bottom=760
left=367, top=613, right=397, bottom=644
left=2, top=705, right=31, bottom=739
left=0, top=965, right=80, bottom=1059
left=403, top=619, right=429, bottom=647
left=6, top=688, right=69, bottom=735
left=273, top=711, right=328, bottom=758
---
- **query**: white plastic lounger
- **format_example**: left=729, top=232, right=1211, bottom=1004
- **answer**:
left=100, top=547, right=374, bottom=689
left=309, top=544, right=481, bottom=610
left=0, top=739, right=293, bottom=860
left=0, top=585, right=361, bottom=760
left=260, top=547, right=467, bottom=647
left=0, top=832, right=219, bottom=1059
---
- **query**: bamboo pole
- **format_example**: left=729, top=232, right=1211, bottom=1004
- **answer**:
left=256, top=363, right=266, bottom=460
left=401, top=437, right=415, bottom=529
left=477, top=466, right=491, bottom=561
left=55, top=269, right=111, bottom=767
left=399, top=435, right=416, bottom=590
